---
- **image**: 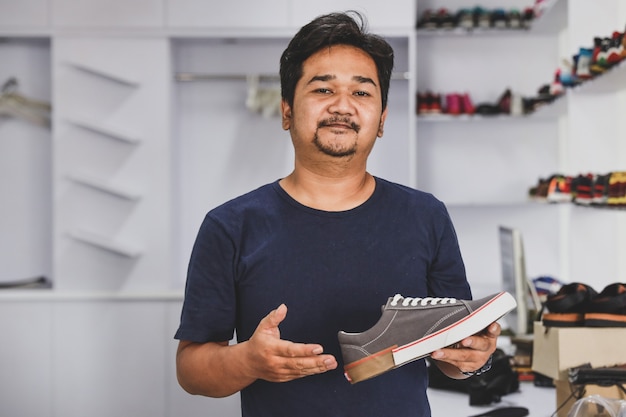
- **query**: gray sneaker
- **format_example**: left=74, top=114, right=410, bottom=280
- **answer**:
left=338, top=291, right=517, bottom=384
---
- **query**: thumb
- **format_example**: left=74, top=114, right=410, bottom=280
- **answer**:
left=258, top=304, right=287, bottom=336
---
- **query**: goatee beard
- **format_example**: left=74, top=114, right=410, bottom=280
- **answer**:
left=313, top=117, right=360, bottom=157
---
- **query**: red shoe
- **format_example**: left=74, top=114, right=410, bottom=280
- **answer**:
left=429, top=92, right=443, bottom=114
left=460, top=92, right=475, bottom=115
left=445, top=93, right=461, bottom=115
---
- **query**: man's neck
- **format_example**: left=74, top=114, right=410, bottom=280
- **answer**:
left=279, top=169, right=375, bottom=212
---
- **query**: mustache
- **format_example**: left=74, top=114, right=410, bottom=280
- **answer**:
left=318, top=117, right=360, bottom=133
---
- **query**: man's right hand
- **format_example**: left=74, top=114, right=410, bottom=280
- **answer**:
left=176, top=304, right=337, bottom=398
left=244, top=303, right=338, bottom=382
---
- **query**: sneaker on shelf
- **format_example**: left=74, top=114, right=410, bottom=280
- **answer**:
left=460, top=92, right=475, bottom=115
left=508, top=9, right=522, bottom=29
left=542, top=283, right=598, bottom=327
left=549, top=69, right=564, bottom=96
left=474, top=7, right=491, bottom=29
left=521, top=7, right=535, bottom=28
left=491, top=9, right=508, bottom=29
left=591, top=37, right=612, bottom=75
left=592, top=172, right=612, bottom=206
left=445, top=93, right=462, bottom=115
left=437, top=8, right=456, bottom=29
left=607, top=172, right=624, bottom=207
left=546, top=175, right=573, bottom=203
left=510, top=91, right=524, bottom=116
left=416, top=9, right=438, bottom=29
left=559, top=58, right=581, bottom=87
left=605, top=31, right=624, bottom=66
left=576, top=47, right=594, bottom=80
left=528, top=176, right=553, bottom=201
left=338, top=292, right=517, bottom=384
left=417, top=91, right=431, bottom=115
left=497, top=88, right=512, bottom=114
left=429, top=92, right=443, bottom=114
left=585, top=283, right=626, bottom=327
left=456, top=8, right=474, bottom=30
left=573, top=173, right=594, bottom=205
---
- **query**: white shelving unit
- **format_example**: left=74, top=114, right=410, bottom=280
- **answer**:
left=414, top=0, right=626, bottom=293
left=65, top=116, right=143, bottom=144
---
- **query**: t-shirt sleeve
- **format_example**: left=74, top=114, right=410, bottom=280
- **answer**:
left=174, top=213, right=238, bottom=343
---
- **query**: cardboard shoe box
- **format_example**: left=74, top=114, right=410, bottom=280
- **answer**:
left=532, top=322, right=626, bottom=417
left=554, top=380, right=626, bottom=417
left=532, top=322, right=626, bottom=381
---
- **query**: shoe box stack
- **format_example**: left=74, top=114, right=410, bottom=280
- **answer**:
left=532, top=283, right=626, bottom=417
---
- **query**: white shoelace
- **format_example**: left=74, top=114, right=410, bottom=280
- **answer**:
left=390, top=294, right=457, bottom=307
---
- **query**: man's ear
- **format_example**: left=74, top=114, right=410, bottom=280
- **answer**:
left=281, top=99, right=292, bottom=130
left=377, top=107, right=388, bottom=138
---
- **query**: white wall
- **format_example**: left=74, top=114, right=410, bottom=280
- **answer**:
left=0, top=0, right=624, bottom=416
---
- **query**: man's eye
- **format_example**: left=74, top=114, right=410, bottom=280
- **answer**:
left=354, top=91, right=370, bottom=97
left=316, top=88, right=332, bottom=94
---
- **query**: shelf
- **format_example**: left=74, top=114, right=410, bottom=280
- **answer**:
left=569, top=59, right=626, bottom=95
left=416, top=0, right=566, bottom=37
left=0, top=290, right=184, bottom=302
left=416, top=27, right=531, bottom=37
left=528, top=0, right=567, bottom=35
left=66, top=117, right=142, bottom=144
left=66, top=172, right=142, bottom=201
left=66, top=61, right=140, bottom=87
left=445, top=201, right=553, bottom=208
left=527, top=94, right=568, bottom=120
left=68, top=229, right=143, bottom=258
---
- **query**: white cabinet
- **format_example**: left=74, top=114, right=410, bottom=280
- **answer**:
left=291, top=0, right=415, bottom=29
left=166, top=0, right=414, bottom=30
left=0, top=301, right=53, bottom=417
left=167, top=0, right=291, bottom=29
left=53, top=36, right=173, bottom=291
left=0, top=0, right=50, bottom=28
left=51, top=0, right=164, bottom=28
left=51, top=301, right=167, bottom=417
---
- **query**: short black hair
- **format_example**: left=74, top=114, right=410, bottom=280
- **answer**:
left=279, top=11, right=395, bottom=111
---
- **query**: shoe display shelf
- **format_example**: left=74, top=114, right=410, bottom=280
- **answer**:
left=569, top=58, right=626, bottom=95
left=416, top=0, right=566, bottom=37
left=414, top=0, right=573, bottom=293
left=415, top=0, right=567, bottom=122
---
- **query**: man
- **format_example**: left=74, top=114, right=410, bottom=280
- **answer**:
left=175, top=11, right=499, bottom=417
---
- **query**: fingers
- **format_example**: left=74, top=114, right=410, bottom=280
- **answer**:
left=247, top=304, right=338, bottom=382
left=251, top=338, right=337, bottom=382
left=430, top=321, right=500, bottom=373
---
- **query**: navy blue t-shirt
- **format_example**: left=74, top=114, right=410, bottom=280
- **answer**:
left=175, top=177, right=471, bottom=417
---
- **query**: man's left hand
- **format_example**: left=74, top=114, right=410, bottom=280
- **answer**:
left=429, top=321, right=500, bottom=378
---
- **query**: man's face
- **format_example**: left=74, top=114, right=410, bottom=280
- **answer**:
left=281, top=44, right=387, bottom=163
